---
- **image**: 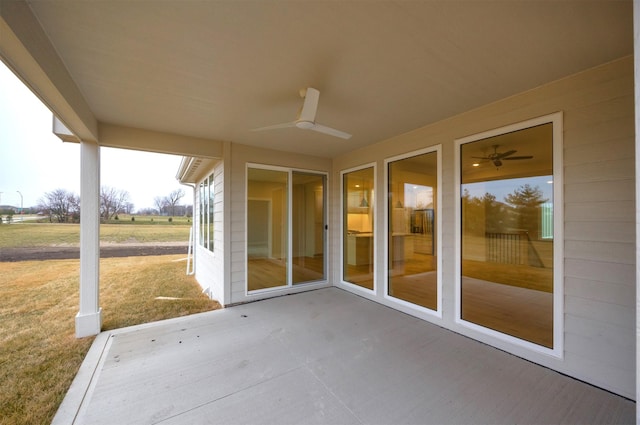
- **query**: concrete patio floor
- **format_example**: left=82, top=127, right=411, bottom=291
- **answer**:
left=54, top=287, right=634, bottom=424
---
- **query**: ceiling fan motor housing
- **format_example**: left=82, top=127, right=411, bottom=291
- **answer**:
left=296, top=120, right=314, bottom=130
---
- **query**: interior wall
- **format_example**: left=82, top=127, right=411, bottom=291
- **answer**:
left=332, top=56, right=635, bottom=398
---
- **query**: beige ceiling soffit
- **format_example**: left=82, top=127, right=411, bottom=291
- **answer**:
left=176, top=157, right=200, bottom=182
left=176, top=156, right=218, bottom=184
left=98, top=123, right=224, bottom=159
left=0, top=1, right=97, bottom=142
left=177, top=157, right=193, bottom=181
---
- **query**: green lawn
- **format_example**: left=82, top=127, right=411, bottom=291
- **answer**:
left=0, top=219, right=211, bottom=424
left=0, top=221, right=191, bottom=248
left=0, top=255, right=220, bottom=425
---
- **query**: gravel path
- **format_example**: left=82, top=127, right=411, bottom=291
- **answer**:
left=0, top=243, right=190, bottom=262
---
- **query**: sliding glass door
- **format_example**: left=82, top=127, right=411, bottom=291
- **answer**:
left=247, top=168, right=288, bottom=291
left=292, top=172, right=326, bottom=285
left=247, top=165, right=326, bottom=292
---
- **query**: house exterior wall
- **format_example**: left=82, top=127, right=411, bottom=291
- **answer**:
left=190, top=57, right=633, bottom=398
left=331, top=56, right=635, bottom=398
left=194, top=159, right=225, bottom=303
left=227, top=143, right=333, bottom=305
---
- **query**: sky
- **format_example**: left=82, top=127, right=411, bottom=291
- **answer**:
left=0, top=62, right=187, bottom=211
left=463, top=175, right=554, bottom=204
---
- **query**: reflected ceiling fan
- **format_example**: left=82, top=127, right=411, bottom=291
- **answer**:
left=473, top=145, right=533, bottom=168
left=251, top=87, right=352, bottom=139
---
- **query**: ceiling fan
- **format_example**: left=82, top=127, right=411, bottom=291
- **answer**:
left=473, top=145, right=533, bottom=168
left=251, top=87, right=352, bottom=139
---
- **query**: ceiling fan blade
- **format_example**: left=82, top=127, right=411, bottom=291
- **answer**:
left=503, top=155, right=534, bottom=160
left=251, top=122, right=296, bottom=132
left=251, top=87, right=350, bottom=139
left=298, top=87, right=319, bottom=123
left=496, top=150, right=517, bottom=159
left=311, top=123, right=352, bottom=139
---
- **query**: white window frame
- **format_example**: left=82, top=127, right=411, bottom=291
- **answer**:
left=384, top=145, right=442, bottom=318
left=198, top=172, right=215, bottom=252
left=454, top=112, right=564, bottom=358
left=339, top=162, right=377, bottom=295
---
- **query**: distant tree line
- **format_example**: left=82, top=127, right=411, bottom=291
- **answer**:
left=34, top=187, right=189, bottom=223
left=462, top=184, right=548, bottom=239
left=153, top=189, right=187, bottom=217
left=39, top=189, right=80, bottom=223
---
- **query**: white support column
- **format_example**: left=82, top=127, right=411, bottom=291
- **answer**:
left=76, top=140, right=102, bottom=338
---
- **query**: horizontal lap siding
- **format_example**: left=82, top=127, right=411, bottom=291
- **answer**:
left=193, top=160, right=225, bottom=303
left=210, top=160, right=225, bottom=303
left=561, top=61, right=634, bottom=397
left=332, top=56, right=635, bottom=398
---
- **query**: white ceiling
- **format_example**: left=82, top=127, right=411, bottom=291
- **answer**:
left=25, top=0, right=632, bottom=158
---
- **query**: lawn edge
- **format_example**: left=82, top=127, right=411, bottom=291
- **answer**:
left=51, top=332, right=113, bottom=425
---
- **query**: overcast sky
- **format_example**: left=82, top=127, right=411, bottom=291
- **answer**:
left=0, top=62, right=188, bottom=210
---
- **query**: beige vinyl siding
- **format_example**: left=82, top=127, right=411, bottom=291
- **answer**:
left=332, top=56, right=634, bottom=398
left=210, top=159, right=225, bottom=302
left=193, top=159, right=226, bottom=303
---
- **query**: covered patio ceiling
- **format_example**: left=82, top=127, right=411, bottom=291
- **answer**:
left=0, top=1, right=633, bottom=158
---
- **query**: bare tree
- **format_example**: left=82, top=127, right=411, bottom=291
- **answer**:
left=165, top=188, right=185, bottom=217
left=154, top=196, right=167, bottom=216
left=124, top=202, right=135, bottom=215
left=137, top=207, right=157, bottom=216
left=100, top=187, right=132, bottom=220
left=38, top=189, right=80, bottom=223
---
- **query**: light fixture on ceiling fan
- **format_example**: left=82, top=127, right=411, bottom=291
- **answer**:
left=251, top=87, right=352, bottom=139
left=472, top=144, right=533, bottom=168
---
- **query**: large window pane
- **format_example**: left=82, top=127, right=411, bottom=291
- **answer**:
left=199, top=181, right=205, bottom=247
left=388, top=151, right=437, bottom=310
left=208, top=175, right=215, bottom=251
left=460, top=123, right=554, bottom=348
left=343, top=167, right=374, bottom=289
left=292, top=172, right=326, bottom=284
left=247, top=168, right=288, bottom=291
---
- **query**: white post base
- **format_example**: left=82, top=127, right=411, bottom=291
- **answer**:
left=75, top=308, right=102, bottom=338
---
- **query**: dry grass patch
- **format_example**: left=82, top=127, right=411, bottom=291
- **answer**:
left=100, top=255, right=220, bottom=329
left=0, top=255, right=220, bottom=425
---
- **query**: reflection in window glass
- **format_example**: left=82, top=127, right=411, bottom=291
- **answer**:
left=247, top=168, right=288, bottom=291
left=292, top=172, right=326, bottom=285
left=343, top=167, right=374, bottom=289
left=388, top=152, right=437, bottom=310
left=208, top=175, right=215, bottom=251
left=460, top=123, right=554, bottom=348
left=199, top=181, right=205, bottom=247
left=198, top=173, right=215, bottom=252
